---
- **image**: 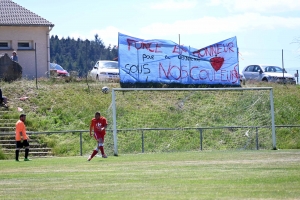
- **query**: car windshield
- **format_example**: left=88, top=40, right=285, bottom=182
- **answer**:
left=50, top=63, right=65, bottom=71
left=264, top=66, right=286, bottom=73
left=99, top=62, right=118, bottom=69
left=50, top=63, right=56, bottom=70
left=55, top=65, right=64, bottom=71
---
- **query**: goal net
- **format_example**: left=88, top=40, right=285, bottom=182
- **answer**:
left=106, top=87, right=275, bottom=156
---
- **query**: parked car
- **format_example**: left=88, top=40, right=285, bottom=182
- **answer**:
left=90, top=60, right=119, bottom=82
left=239, top=73, right=246, bottom=84
left=242, top=64, right=296, bottom=84
left=49, top=63, right=69, bottom=77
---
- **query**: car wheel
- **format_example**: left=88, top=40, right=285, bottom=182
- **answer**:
left=262, top=78, right=268, bottom=82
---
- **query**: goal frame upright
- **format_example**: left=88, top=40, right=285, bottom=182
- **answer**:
left=111, top=87, right=276, bottom=156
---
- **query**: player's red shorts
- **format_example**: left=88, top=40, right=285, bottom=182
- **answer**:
left=94, top=132, right=105, bottom=141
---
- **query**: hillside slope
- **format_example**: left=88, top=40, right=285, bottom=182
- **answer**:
left=1, top=79, right=299, bottom=157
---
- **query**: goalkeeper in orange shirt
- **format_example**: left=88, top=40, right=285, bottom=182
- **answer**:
left=15, top=114, right=31, bottom=161
left=87, top=111, right=108, bottom=161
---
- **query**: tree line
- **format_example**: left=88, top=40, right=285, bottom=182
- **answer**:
left=50, top=34, right=118, bottom=77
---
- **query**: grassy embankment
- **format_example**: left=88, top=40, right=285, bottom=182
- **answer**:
left=0, top=79, right=300, bottom=159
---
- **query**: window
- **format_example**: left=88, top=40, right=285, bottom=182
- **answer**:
left=0, top=41, right=11, bottom=49
left=253, top=66, right=259, bottom=72
left=0, top=42, right=8, bottom=48
left=245, top=65, right=254, bottom=72
left=18, top=41, right=33, bottom=49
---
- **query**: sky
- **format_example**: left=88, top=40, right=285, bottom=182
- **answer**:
left=12, top=0, right=300, bottom=73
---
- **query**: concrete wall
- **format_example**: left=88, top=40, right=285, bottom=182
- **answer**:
left=0, top=26, right=51, bottom=79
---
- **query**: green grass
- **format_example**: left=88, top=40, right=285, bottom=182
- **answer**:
left=0, top=150, right=299, bottom=200
left=1, top=79, right=300, bottom=158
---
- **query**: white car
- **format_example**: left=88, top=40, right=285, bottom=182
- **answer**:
left=239, top=73, right=246, bottom=84
left=90, top=60, right=119, bottom=82
left=242, top=64, right=296, bottom=84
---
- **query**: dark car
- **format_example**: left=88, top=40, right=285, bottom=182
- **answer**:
left=50, top=63, right=69, bottom=77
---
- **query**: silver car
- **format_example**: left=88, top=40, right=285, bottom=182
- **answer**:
left=90, top=60, right=119, bottom=82
left=239, top=73, right=246, bottom=84
left=242, top=64, right=296, bottom=84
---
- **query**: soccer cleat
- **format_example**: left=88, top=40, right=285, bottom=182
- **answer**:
left=15, top=160, right=19, bottom=162
left=102, top=154, right=107, bottom=158
left=24, top=158, right=31, bottom=161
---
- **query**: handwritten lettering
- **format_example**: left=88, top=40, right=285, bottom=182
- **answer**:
left=172, top=45, right=188, bottom=54
left=178, top=55, right=201, bottom=62
left=142, top=54, right=154, bottom=62
left=192, top=42, right=235, bottom=58
left=127, top=38, right=162, bottom=53
left=159, top=63, right=188, bottom=80
left=125, top=64, right=150, bottom=75
left=158, top=62, right=238, bottom=83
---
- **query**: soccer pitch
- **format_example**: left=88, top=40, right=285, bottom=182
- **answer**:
left=0, top=150, right=299, bottom=200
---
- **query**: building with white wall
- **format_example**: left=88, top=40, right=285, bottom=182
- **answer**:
left=0, top=0, right=54, bottom=78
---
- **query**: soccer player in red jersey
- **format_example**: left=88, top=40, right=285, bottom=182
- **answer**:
left=87, top=111, right=108, bottom=161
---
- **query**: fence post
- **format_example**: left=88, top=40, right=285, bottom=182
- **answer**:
left=256, top=127, right=259, bottom=150
left=199, top=128, right=203, bottom=151
left=80, top=132, right=83, bottom=156
left=141, top=130, right=144, bottom=153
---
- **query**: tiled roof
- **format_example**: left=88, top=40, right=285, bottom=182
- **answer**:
left=0, top=0, right=54, bottom=27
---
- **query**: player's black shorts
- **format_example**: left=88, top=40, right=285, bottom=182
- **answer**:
left=16, top=140, right=29, bottom=148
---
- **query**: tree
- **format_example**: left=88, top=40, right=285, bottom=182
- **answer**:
left=49, top=34, right=118, bottom=77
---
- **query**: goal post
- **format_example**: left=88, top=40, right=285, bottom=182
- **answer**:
left=111, top=87, right=276, bottom=156
left=270, top=88, right=276, bottom=150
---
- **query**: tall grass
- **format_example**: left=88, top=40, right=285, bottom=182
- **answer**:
left=1, top=79, right=300, bottom=158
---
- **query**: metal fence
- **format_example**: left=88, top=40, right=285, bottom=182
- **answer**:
left=0, top=125, right=299, bottom=156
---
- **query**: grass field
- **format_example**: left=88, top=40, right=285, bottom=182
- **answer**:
left=0, top=150, right=299, bottom=200
left=1, top=80, right=300, bottom=158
